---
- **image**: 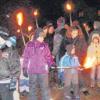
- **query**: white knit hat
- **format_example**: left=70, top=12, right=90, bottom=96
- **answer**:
left=6, top=36, right=16, bottom=47
left=92, top=33, right=100, bottom=41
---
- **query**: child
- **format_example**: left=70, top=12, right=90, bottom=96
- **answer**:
left=19, top=57, right=29, bottom=96
left=59, top=44, right=80, bottom=99
left=86, top=32, right=100, bottom=88
left=22, top=28, right=54, bottom=100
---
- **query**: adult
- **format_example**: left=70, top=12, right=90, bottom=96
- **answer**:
left=89, top=21, right=100, bottom=44
left=59, top=26, right=89, bottom=94
left=0, top=27, right=20, bottom=100
left=52, top=17, right=66, bottom=65
left=44, top=24, right=55, bottom=52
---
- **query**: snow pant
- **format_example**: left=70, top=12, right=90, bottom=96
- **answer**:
left=78, top=70, right=88, bottom=91
left=49, top=68, right=58, bottom=87
left=91, top=65, right=100, bottom=87
left=58, top=71, right=64, bottom=86
left=0, top=83, right=13, bottom=100
left=28, top=74, right=51, bottom=100
left=64, top=69, right=79, bottom=99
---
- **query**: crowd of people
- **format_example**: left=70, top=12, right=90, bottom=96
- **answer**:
left=0, top=17, right=100, bottom=100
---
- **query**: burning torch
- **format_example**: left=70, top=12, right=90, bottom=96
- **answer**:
left=16, top=12, right=26, bottom=46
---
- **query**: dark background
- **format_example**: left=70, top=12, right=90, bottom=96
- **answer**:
left=0, top=0, right=100, bottom=27
left=0, top=0, right=100, bottom=19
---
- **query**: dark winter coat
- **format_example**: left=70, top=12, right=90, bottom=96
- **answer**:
left=0, top=47, right=20, bottom=80
left=44, top=33, right=54, bottom=52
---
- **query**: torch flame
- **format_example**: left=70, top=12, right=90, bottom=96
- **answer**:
left=28, top=25, right=33, bottom=32
left=66, top=3, right=72, bottom=11
left=16, top=12, right=23, bottom=26
left=34, top=10, right=38, bottom=16
left=84, top=57, right=96, bottom=69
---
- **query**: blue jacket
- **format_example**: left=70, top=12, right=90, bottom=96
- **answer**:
left=59, top=53, right=80, bottom=68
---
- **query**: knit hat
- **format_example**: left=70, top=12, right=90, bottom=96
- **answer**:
left=34, top=28, right=43, bottom=40
left=6, top=36, right=17, bottom=47
left=92, top=33, right=100, bottom=42
left=88, top=29, right=100, bottom=44
left=94, top=21, right=100, bottom=29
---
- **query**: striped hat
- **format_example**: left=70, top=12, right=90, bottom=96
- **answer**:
left=6, top=36, right=17, bottom=47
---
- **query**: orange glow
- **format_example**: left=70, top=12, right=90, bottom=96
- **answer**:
left=66, top=3, right=72, bottom=11
left=17, top=29, right=21, bottom=33
left=16, top=12, right=23, bottom=26
left=28, top=25, right=33, bottom=32
left=84, top=57, right=96, bottom=69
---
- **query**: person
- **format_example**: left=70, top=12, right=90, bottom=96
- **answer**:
left=52, top=28, right=67, bottom=66
left=85, top=32, right=100, bottom=88
left=88, top=21, right=100, bottom=44
left=94, top=21, right=100, bottom=30
left=19, top=57, right=29, bottom=96
left=0, top=27, right=20, bottom=100
left=59, top=44, right=80, bottom=100
left=44, top=24, right=56, bottom=87
left=59, top=26, right=89, bottom=95
left=22, top=28, right=54, bottom=100
left=55, top=16, right=65, bottom=34
left=52, top=17, right=66, bottom=62
left=54, top=28, right=67, bottom=88
left=44, top=24, right=55, bottom=52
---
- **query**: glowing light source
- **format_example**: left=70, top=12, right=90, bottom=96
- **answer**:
left=66, top=3, right=72, bottom=11
left=28, top=25, right=33, bottom=32
left=17, top=29, right=21, bottom=33
left=34, top=10, right=38, bottom=16
left=16, top=12, right=23, bottom=26
left=84, top=57, right=96, bottom=69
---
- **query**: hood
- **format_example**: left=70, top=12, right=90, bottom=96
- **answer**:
left=91, top=33, right=100, bottom=42
left=94, top=21, right=100, bottom=29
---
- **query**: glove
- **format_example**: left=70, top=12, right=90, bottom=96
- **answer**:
left=23, top=68, right=28, bottom=77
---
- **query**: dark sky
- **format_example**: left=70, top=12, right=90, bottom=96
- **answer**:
left=30, top=0, right=100, bottom=20
left=0, top=0, right=100, bottom=6
left=85, top=0, right=100, bottom=6
left=0, top=0, right=100, bottom=21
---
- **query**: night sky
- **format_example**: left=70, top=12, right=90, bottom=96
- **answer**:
left=31, top=0, right=100, bottom=20
left=0, top=0, right=100, bottom=24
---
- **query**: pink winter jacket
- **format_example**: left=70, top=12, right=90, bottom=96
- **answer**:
left=22, top=40, right=54, bottom=74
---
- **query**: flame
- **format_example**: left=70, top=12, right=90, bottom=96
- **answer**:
left=28, top=25, right=33, bottom=32
left=17, top=29, right=21, bottom=33
left=34, top=10, right=38, bottom=16
left=16, top=12, right=23, bottom=26
left=66, top=3, right=72, bottom=10
left=84, top=57, right=96, bottom=69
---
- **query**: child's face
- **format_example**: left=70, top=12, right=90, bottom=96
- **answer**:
left=48, top=26, right=55, bottom=34
left=71, top=29, right=78, bottom=39
left=93, top=38, right=99, bottom=44
left=71, top=46, right=75, bottom=55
